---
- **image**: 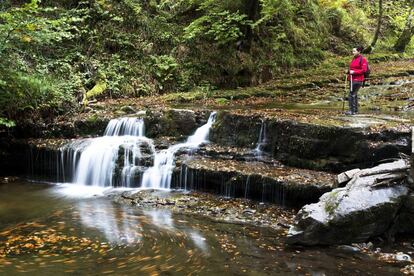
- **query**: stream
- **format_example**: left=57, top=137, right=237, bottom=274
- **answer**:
left=0, top=180, right=403, bottom=275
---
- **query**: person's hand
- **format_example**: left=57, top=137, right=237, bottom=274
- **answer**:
left=349, top=70, right=354, bottom=75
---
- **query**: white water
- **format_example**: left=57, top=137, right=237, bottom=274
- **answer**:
left=104, top=117, right=145, bottom=136
left=62, top=117, right=154, bottom=187
left=254, top=119, right=267, bottom=156
left=141, top=112, right=217, bottom=189
left=61, top=112, right=216, bottom=190
left=72, top=136, right=154, bottom=187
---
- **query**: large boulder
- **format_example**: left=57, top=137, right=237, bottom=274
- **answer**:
left=286, top=160, right=411, bottom=245
left=144, top=109, right=201, bottom=138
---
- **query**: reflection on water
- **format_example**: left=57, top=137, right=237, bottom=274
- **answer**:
left=143, top=209, right=208, bottom=253
left=77, top=201, right=143, bottom=245
left=143, top=209, right=175, bottom=231
left=188, top=230, right=208, bottom=253
left=76, top=202, right=209, bottom=254
left=0, top=181, right=404, bottom=275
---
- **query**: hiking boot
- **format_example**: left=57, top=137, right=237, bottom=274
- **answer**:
left=344, top=111, right=355, bottom=115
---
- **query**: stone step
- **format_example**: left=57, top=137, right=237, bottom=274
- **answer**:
left=171, top=157, right=334, bottom=207
left=210, top=111, right=411, bottom=172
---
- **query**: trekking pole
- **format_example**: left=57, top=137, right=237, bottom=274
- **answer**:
left=342, top=74, right=347, bottom=112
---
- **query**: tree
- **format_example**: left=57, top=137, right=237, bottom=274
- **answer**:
left=364, top=0, right=383, bottom=53
left=242, top=0, right=260, bottom=52
left=394, top=0, right=414, bottom=52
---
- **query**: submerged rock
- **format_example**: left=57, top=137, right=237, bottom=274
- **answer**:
left=111, top=189, right=295, bottom=229
left=286, top=159, right=412, bottom=245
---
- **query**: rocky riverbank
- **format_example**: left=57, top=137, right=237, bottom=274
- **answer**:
left=287, top=158, right=413, bottom=245
left=107, top=179, right=414, bottom=274
left=110, top=189, right=295, bottom=230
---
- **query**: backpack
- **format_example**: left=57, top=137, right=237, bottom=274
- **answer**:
left=359, top=56, right=370, bottom=86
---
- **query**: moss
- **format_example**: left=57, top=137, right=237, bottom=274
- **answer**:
left=215, top=98, right=230, bottom=105
left=324, top=190, right=341, bottom=216
left=163, top=91, right=204, bottom=103
left=159, top=112, right=179, bottom=137
left=74, top=117, right=109, bottom=137
left=86, top=114, right=99, bottom=123
left=83, top=81, right=107, bottom=105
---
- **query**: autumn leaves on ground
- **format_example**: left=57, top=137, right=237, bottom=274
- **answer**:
left=70, top=56, right=414, bottom=132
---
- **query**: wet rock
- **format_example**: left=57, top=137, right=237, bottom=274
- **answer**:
left=120, top=105, right=136, bottom=114
left=402, top=264, right=414, bottom=274
left=392, top=194, right=414, bottom=235
left=174, top=158, right=334, bottom=207
left=145, top=109, right=200, bottom=138
left=74, top=118, right=109, bottom=137
left=337, top=245, right=361, bottom=253
left=169, top=109, right=197, bottom=134
left=351, top=242, right=373, bottom=251
left=377, top=251, right=413, bottom=264
left=286, top=160, right=410, bottom=246
left=210, top=111, right=411, bottom=172
left=395, top=252, right=412, bottom=262
left=242, top=209, right=256, bottom=216
left=210, top=112, right=261, bottom=148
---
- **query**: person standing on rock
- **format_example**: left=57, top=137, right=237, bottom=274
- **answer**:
left=346, top=46, right=368, bottom=115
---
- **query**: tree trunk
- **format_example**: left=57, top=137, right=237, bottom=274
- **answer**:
left=237, top=0, right=261, bottom=86
left=243, top=0, right=260, bottom=52
left=365, top=0, right=383, bottom=53
left=394, top=3, right=414, bottom=52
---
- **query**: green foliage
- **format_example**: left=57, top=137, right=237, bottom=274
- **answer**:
left=0, top=1, right=82, bottom=54
left=150, top=55, right=179, bottom=92
left=0, top=69, right=73, bottom=120
left=0, top=0, right=82, bottom=124
left=0, top=0, right=412, bottom=126
left=0, top=118, right=16, bottom=128
left=184, top=10, right=251, bottom=45
left=253, top=0, right=327, bottom=69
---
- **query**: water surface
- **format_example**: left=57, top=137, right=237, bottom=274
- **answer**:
left=0, top=180, right=402, bottom=275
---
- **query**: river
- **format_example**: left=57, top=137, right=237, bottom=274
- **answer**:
left=0, top=179, right=402, bottom=275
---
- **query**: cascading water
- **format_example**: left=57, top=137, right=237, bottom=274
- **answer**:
left=72, top=136, right=154, bottom=187
left=141, top=112, right=217, bottom=190
left=60, top=117, right=155, bottom=187
left=60, top=112, right=216, bottom=190
left=104, top=117, right=145, bottom=136
left=254, top=119, right=267, bottom=158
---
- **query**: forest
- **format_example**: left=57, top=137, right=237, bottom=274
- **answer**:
left=0, top=0, right=413, bottom=127
left=2, top=1, right=414, bottom=274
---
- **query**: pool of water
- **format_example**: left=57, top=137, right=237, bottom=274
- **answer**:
left=0, top=180, right=402, bottom=275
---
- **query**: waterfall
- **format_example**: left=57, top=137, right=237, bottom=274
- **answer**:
left=59, top=112, right=216, bottom=190
left=104, top=117, right=145, bottom=136
left=60, top=117, right=154, bottom=187
left=254, top=119, right=267, bottom=157
left=141, top=112, right=217, bottom=190
left=72, top=136, right=154, bottom=187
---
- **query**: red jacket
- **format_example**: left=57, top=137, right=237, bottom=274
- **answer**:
left=348, top=55, right=368, bottom=82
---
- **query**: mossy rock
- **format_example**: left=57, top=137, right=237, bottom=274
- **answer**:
left=215, top=98, right=230, bottom=105
left=74, top=117, right=109, bottom=137
left=119, top=106, right=137, bottom=114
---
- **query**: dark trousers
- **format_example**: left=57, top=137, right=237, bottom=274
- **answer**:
left=349, top=81, right=362, bottom=113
